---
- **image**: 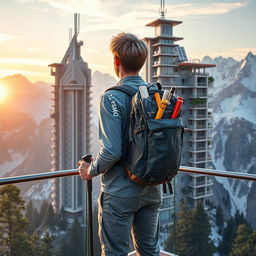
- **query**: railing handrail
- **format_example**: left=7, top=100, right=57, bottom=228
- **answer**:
left=0, top=166, right=256, bottom=186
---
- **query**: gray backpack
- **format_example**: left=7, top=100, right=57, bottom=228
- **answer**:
left=106, top=84, right=185, bottom=187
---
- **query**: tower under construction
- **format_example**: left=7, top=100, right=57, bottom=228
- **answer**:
left=144, top=0, right=215, bottom=228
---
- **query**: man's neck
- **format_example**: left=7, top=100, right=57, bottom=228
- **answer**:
left=119, top=72, right=139, bottom=79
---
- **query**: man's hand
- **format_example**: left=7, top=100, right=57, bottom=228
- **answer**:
left=78, top=160, right=93, bottom=180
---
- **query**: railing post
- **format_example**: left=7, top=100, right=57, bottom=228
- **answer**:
left=82, top=155, right=94, bottom=256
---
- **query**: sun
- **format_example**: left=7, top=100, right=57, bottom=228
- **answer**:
left=0, top=83, right=8, bottom=101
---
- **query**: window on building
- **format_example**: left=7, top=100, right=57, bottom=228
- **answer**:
left=197, top=163, right=206, bottom=168
left=197, top=109, right=206, bottom=117
left=197, top=88, right=207, bottom=96
left=161, top=77, right=172, bottom=85
left=161, top=67, right=174, bottom=75
left=162, top=25, right=171, bottom=35
left=161, top=197, right=172, bottom=208
left=160, top=210, right=171, bottom=223
left=197, top=77, right=207, bottom=86
left=160, top=39, right=173, bottom=44
left=161, top=56, right=173, bottom=64
left=197, top=120, right=206, bottom=128
left=161, top=46, right=172, bottom=54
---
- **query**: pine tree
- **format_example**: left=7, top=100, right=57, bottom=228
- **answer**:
left=0, top=184, right=34, bottom=256
left=216, top=206, right=224, bottom=234
left=39, top=231, right=55, bottom=256
left=248, top=230, right=256, bottom=255
left=219, top=218, right=236, bottom=256
left=44, top=203, right=56, bottom=228
left=26, top=200, right=41, bottom=234
left=59, top=219, right=85, bottom=256
left=164, top=224, right=175, bottom=253
left=230, top=224, right=251, bottom=256
left=219, top=211, right=250, bottom=256
left=56, top=206, right=67, bottom=231
left=190, top=203, right=213, bottom=256
left=40, top=200, right=50, bottom=225
left=164, top=200, right=194, bottom=256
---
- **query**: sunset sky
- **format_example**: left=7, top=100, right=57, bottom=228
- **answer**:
left=0, top=0, right=255, bottom=83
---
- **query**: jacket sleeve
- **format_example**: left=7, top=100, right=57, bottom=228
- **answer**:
left=89, top=92, right=123, bottom=177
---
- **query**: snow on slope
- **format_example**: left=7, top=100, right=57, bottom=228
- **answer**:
left=240, top=52, right=256, bottom=92
left=0, top=152, right=27, bottom=177
left=202, top=55, right=240, bottom=94
left=207, top=52, right=256, bottom=225
left=216, top=95, right=256, bottom=125
left=24, top=180, right=52, bottom=201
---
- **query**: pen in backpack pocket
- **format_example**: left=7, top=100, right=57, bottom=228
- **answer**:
left=170, top=97, right=183, bottom=119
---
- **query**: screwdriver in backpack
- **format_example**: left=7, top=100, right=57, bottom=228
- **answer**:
left=155, top=87, right=175, bottom=119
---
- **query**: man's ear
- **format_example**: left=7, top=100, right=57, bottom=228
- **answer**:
left=114, top=55, right=121, bottom=66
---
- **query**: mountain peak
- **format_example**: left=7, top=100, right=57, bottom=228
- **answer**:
left=245, top=51, right=256, bottom=62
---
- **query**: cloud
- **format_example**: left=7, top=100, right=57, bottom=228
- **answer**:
left=14, top=1, right=247, bottom=19
left=80, top=1, right=247, bottom=34
left=89, top=63, right=108, bottom=70
left=83, top=48, right=100, bottom=54
left=166, top=2, right=246, bottom=17
left=0, top=68, right=47, bottom=77
left=0, top=57, right=51, bottom=66
left=14, top=0, right=111, bottom=18
left=0, top=33, right=18, bottom=43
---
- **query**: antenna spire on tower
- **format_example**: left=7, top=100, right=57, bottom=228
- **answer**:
left=69, top=28, right=72, bottom=43
left=159, top=0, right=167, bottom=18
left=74, top=13, right=80, bottom=36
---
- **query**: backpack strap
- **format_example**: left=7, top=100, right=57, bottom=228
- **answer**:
left=105, top=85, right=138, bottom=97
left=163, top=182, right=173, bottom=194
left=105, top=85, right=138, bottom=167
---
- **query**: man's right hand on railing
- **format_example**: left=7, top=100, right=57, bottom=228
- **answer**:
left=78, top=159, right=94, bottom=180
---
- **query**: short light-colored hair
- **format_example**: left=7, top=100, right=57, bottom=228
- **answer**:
left=110, top=32, right=148, bottom=73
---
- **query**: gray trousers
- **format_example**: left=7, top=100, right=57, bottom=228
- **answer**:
left=98, top=191, right=162, bottom=256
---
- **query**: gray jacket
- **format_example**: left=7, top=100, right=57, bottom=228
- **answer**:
left=90, top=76, right=161, bottom=198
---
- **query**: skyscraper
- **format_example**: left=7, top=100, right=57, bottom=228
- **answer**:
left=144, top=3, right=215, bottom=228
left=49, top=13, right=92, bottom=219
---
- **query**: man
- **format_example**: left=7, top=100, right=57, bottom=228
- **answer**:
left=78, top=32, right=162, bottom=256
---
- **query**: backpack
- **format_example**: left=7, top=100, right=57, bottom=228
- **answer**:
left=106, top=83, right=185, bottom=188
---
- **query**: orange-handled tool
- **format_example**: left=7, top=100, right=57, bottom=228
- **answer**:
left=155, top=99, right=168, bottom=119
left=154, top=92, right=161, bottom=109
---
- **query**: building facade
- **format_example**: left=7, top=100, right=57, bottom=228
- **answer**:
left=175, top=62, right=215, bottom=209
left=49, top=13, right=92, bottom=219
left=144, top=16, right=215, bottom=227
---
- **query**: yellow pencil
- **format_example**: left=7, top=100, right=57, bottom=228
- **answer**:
left=155, top=99, right=168, bottom=119
left=154, top=92, right=161, bottom=109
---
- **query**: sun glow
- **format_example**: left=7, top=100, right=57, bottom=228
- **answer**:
left=0, top=83, right=8, bottom=101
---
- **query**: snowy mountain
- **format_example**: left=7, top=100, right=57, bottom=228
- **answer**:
left=1, top=74, right=51, bottom=124
left=1, top=57, right=255, bottom=226
left=203, top=52, right=256, bottom=227
left=0, top=74, right=52, bottom=201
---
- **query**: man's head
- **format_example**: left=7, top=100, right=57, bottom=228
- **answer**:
left=110, top=32, right=148, bottom=78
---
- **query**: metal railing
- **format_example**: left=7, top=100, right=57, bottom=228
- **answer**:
left=1, top=166, right=256, bottom=186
